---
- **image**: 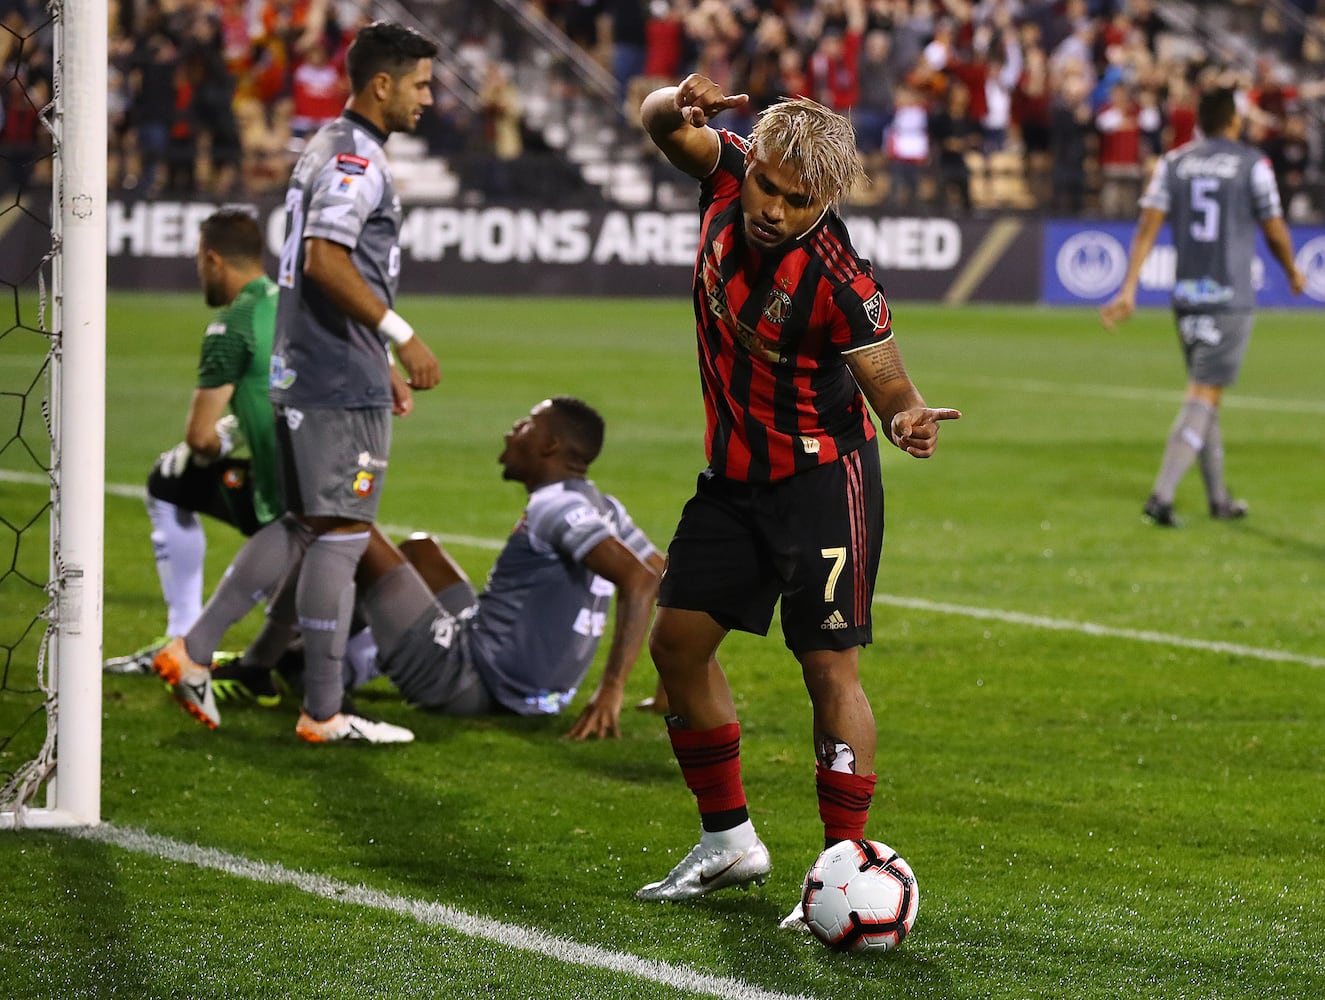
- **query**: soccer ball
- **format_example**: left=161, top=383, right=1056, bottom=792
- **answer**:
left=801, top=839, right=919, bottom=953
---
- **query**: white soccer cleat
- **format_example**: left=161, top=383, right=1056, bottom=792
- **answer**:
left=295, top=710, right=415, bottom=744
left=636, top=837, right=771, bottom=901
left=152, top=637, right=220, bottom=729
left=778, top=899, right=811, bottom=932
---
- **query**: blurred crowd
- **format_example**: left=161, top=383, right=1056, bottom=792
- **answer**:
left=558, top=0, right=1325, bottom=217
left=1, top=0, right=1322, bottom=217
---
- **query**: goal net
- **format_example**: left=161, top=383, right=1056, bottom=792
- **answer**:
left=0, top=0, right=105, bottom=828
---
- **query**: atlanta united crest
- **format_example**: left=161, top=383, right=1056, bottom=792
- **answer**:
left=763, top=287, right=793, bottom=325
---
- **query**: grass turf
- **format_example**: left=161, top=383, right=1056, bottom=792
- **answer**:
left=1, top=295, right=1322, bottom=999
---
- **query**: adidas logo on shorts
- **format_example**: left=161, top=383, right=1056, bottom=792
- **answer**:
left=821, top=610, right=849, bottom=631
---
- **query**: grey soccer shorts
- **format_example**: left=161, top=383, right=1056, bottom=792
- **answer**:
left=274, top=405, right=391, bottom=521
left=1174, top=311, right=1254, bottom=387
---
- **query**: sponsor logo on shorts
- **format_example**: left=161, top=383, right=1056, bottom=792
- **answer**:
left=352, top=471, right=374, bottom=496
left=356, top=451, right=388, bottom=471
left=821, top=609, right=849, bottom=631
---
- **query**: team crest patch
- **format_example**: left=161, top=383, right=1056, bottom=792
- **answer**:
left=352, top=471, right=375, bottom=497
left=763, top=288, right=793, bottom=325
left=862, top=291, right=889, bottom=332
left=335, top=153, right=370, bottom=175
left=222, top=468, right=245, bottom=489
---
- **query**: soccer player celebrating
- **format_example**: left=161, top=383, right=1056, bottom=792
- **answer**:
left=1100, top=86, right=1306, bottom=526
left=633, top=74, right=960, bottom=924
left=153, top=21, right=441, bottom=743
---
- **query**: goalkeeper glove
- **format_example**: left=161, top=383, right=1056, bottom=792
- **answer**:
left=214, top=414, right=245, bottom=458
left=158, top=442, right=192, bottom=479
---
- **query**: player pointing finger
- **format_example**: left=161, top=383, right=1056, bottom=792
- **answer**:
left=890, top=407, right=963, bottom=458
left=673, top=73, right=749, bottom=129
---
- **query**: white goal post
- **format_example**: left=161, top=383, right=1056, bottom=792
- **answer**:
left=0, top=0, right=107, bottom=829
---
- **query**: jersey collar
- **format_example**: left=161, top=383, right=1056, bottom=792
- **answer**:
left=341, top=109, right=388, bottom=146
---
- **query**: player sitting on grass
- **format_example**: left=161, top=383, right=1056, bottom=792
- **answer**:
left=159, top=397, right=665, bottom=740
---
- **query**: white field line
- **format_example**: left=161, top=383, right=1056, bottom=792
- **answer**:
left=71, top=824, right=814, bottom=1000
left=3, top=468, right=1320, bottom=669
left=948, top=375, right=1325, bottom=415
left=875, top=595, right=1324, bottom=669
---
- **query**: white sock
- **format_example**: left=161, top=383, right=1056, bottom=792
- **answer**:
left=701, top=820, right=758, bottom=851
left=343, top=627, right=382, bottom=689
left=147, top=498, right=204, bottom=636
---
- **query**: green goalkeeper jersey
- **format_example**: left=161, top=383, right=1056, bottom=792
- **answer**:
left=196, top=276, right=282, bottom=525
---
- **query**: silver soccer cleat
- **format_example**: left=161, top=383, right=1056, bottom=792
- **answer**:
left=636, top=837, right=771, bottom=901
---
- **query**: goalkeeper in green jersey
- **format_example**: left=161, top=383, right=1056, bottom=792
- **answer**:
left=105, top=209, right=283, bottom=674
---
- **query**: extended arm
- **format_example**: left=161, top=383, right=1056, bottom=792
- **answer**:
left=639, top=74, right=746, bottom=179
left=846, top=339, right=961, bottom=458
left=565, top=539, right=664, bottom=740
left=1100, top=206, right=1165, bottom=331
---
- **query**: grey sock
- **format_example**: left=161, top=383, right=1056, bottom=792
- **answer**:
left=1152, top=399, right=1215, bottom=504
left=298, top=531, right=371, bottom=721
left=186, top=515, right=314, bottom=664
left=359, top=563, right=437, bottom=661
left=1197, top=413, right=1228, bottom=507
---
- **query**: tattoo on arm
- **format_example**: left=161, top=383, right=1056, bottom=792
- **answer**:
left=854, top=341, right=908, bottom=388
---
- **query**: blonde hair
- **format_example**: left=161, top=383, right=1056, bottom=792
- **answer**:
left=750, top=97, right=868, bottom=207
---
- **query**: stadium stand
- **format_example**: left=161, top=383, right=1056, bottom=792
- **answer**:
left=2, top=0, right=1321, bottom=216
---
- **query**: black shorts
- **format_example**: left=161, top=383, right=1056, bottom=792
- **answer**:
left=147, top=455, right=262, bottom=536
left=658, top=441, right=884, bottom=653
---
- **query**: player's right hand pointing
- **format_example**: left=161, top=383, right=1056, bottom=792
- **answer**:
left=397, top=337, right=440, bottom=390
left=674, top=74, right=749, bottom=128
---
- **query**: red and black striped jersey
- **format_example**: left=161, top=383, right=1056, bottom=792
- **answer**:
left=690, top=129, right=894, bottom=483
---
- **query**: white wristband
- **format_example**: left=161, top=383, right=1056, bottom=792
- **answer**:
left=377, top=309, right=415, bottom=345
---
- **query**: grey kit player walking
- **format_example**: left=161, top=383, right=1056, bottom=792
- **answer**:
left=153, top=21, right=442, bottom=743
left=1101, top=87, right=1305, bottom=526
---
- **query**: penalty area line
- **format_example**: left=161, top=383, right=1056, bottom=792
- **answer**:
left=71, top=823, right=815, bottom=1000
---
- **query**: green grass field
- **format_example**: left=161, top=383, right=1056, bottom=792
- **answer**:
left=2, top=294, right=1323, bottom=999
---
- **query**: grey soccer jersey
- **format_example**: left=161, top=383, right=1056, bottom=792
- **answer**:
left=469, top=479, right=656, bottom=715
left=271, top=111, right=402, bottom=410
left=1140, top=136, right=1283, bottom=313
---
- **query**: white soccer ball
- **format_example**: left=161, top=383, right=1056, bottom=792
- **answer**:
left=801, top=839, right=920, bottom=953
